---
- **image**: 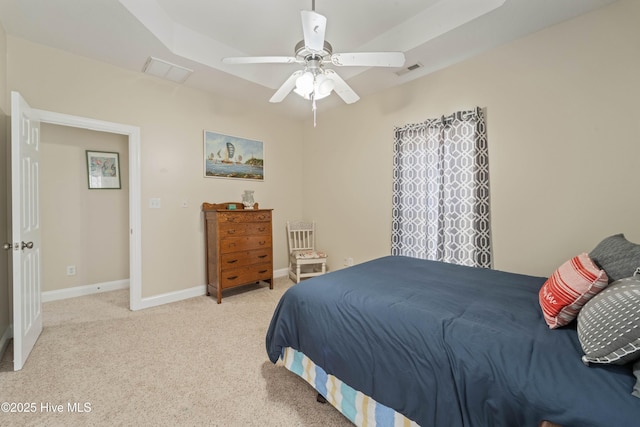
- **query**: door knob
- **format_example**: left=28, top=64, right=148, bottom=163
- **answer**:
left=2, top=242, right=12, bottom=251
left=21, top=241, right=34, bottom=250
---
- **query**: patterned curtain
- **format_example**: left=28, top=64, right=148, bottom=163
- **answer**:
left=391, top=107, right=492, bottom=268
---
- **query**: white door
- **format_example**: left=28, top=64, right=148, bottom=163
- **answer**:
left=11, top=91, right=43, bottom=371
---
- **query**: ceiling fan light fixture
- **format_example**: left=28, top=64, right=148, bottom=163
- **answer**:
left=295, top=71, right=314, bottom=93
left=293, top=71, right=334, bottom=100
left=315, top=74, right=335, bottom=98
left=293, top=87, right=310, bottom=99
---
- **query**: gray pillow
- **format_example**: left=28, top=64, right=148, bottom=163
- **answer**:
left=577, top=277, right=640, bottom=365
left=589, top=234, right=640, bottom=282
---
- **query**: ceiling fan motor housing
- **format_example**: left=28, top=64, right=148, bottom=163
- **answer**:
left=295, top=40, right=333, bottom=61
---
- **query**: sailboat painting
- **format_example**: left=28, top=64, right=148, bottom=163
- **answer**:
left=204, top=130, right=264, bottom=180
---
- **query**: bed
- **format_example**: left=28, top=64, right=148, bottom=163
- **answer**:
left=265, top=254, right=640, bottom=427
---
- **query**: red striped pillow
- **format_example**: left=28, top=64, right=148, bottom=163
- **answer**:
left=539, top=253, right=608, bottom=329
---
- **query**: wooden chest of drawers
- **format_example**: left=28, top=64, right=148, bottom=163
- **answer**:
left=202, top=202, right=273, bottom=303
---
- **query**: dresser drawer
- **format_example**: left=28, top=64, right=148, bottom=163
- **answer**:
left=218, top=211, right=271, bottom=223
left=220, top=249, right=272, bottom=270
left=220, top=263, right=272, bottom=289
left=219, top=222, right=270, bottom=237
left=220, top=235, right=272, bottom=253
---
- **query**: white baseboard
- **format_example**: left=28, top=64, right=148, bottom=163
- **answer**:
left=136, top=269, right=289, bottom=310
left=274, top=268, right=288, bottom=278
left=137, top=285, right=206, bottom=310
left=42, top=279, right=130, bottom=303
left=40, top=270, right=290, bottom=309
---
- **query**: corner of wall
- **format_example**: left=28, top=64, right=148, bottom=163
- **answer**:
left=0, top=20, right=10, bottom=348
left=0, top=21, right=7, bottom=115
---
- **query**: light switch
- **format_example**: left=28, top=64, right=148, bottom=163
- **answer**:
left=149, top=198, right=161, bottom=209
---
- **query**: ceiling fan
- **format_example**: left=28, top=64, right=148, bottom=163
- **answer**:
left=222, top=0, right=405, bottom=124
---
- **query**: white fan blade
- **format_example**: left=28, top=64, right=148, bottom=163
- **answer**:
left=269, top=70, right=304, bottom=103
left=223, top=56, right=298, bottom=65
left=301, top=10, right=326, bottom=53
left=331, top=52, right=406, bottom=68
left=324, top=69, right=359, bottom=104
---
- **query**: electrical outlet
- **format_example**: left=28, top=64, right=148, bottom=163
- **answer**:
left=149, top=198, right=161, bottom=209
left=344, top=257, right=354, bottom=267
left=181, top=200, right=188, bottom=208
left=66, top=265, right=76, bottom=276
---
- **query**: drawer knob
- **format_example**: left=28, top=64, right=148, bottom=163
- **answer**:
left=258, top=255, right=267, bottom=259
left=259, top=241, right=266, bottom=245
left=227, top=275, right=239, bottom=280
left=227, top=229, right=236, bottom=234
left=258, top=270, right=268, bottom=274
left=226, top=259, right=238, bottom=264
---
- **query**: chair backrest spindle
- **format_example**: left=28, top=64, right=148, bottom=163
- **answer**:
left=287, top=221, right=317, bottom=252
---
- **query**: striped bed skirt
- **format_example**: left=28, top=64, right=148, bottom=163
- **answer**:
left=281, top=347, right=419, bottom=427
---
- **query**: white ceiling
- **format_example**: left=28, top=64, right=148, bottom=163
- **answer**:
left=0, top=0, right=617, bottom=119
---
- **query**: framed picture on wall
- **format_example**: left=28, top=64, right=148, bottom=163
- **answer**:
left=86, top=150, right=121, bottom=189
left=203, top=130, right=264, bottom=181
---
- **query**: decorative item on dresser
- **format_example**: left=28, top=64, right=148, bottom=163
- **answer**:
left=202, top=202, right=273, bottom=303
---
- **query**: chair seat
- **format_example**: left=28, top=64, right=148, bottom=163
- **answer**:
left=292, top=250, right=327, bottom=260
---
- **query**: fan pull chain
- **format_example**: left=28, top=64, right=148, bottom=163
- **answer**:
left=312, top=73, right=317, bottom=127
left=312, top=95, right=317, bottom=127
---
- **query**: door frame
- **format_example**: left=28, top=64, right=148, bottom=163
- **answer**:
left=33, top=109, right=142, bottom=310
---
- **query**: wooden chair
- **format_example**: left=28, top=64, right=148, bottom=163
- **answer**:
left=287, top=221, right=327, bottom=283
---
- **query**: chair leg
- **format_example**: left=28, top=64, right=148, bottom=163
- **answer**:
left=296, top=264, right=301, bottom=283
left=321, top=262, right=326, bottom=274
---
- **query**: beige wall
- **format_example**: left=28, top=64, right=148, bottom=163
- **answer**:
left=40, top=124, right=129, bottom=292
left=303, top=0, right=640, bottom=277
left=0, top=21, right=6, bottom=110
left=6, top=37, right=305, bottom=298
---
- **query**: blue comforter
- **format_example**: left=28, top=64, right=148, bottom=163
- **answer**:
left=265, top=256, right=640, bottom=427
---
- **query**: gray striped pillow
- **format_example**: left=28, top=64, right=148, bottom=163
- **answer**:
left=577, top=277, right=640, bottom=365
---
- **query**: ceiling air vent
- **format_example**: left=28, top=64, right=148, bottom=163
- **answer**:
left=395, top=62, right=423, bottom=77
left=143, top=57, right=193, bottom=83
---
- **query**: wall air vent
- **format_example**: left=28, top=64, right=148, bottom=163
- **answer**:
left=143, top=57, right=193, bottom=83
left=395, top=62, right=423, bottom=77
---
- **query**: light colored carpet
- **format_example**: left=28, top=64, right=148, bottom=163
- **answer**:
left=0, top=278, right=352, bottom=426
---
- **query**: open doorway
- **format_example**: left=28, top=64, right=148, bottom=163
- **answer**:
left=40, top=124, right=129, bottom=302
left=33, top=109, right=142, bottom=311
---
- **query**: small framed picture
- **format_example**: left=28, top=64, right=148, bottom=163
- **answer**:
left=86, top=150, right=121, bottom=189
